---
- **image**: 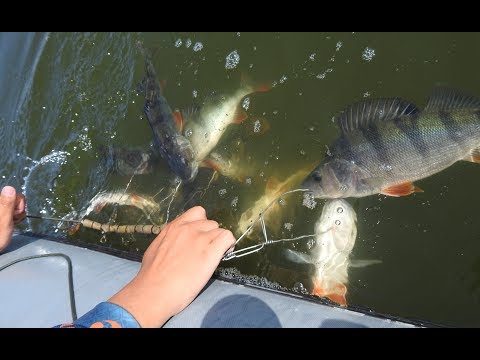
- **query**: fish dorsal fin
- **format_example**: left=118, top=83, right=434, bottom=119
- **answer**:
left=336, top=98, right=418, bottom=133
left=425, top=87, right=480, bottom=111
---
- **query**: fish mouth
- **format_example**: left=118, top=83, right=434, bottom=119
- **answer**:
left=174, top=135, right=199, bottom=182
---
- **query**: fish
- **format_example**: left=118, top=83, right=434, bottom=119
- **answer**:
left=201, top=139, right=255, bottom=183
left=284, top=199, right=381, bottom=306
left=98, top=144, right=158, bottom=176
left=302, top=87, right=480, bottom=199
left=180, top=78, right=270, bottom=163
left=84, top=190, right=162, bottom=223
left=137, top=42, right=198, bottom=182
left=236, top=167, right=312, bottom=238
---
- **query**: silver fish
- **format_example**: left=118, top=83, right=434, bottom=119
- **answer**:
left=181, top=79, right=270, bottom=163
left=285, top=199, right=380, bottom=306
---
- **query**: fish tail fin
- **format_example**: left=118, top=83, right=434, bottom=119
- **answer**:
left=69, top=224, right=81, bottom=236
left=240, top=73, right=272, bottom=93
left=312, top=279, right=348, bottom=307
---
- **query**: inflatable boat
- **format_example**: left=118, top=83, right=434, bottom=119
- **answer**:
left=0, top=232, right=429, bottom=328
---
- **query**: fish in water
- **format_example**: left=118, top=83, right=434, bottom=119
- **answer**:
left=98, top=144, right=159, bottom=176
left=137, top=42, right=198, bottom=182
left=285, top=199, right=381, bottom=306
left=201, top=138, right=256, bottom=183
left=236, top=166, right=312, bottom=239
left=180, top=78, right=270, bottom=163
left=84, top=190, right=162, bottom=223
left=303, top=87, right=480, bottom=198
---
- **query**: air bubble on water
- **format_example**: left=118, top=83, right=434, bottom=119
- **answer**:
left=193, top=42, right=203, bottom=52
left=284, top=222, right=293, bottom=230
left=309, top=53, right=316, bottom=61
left=192, top=89, right=198, bottom=98
left=185, top=38, right=192, bottom=48
left=299, top=149, right=306, bottom=156
left=245, top=177, right=252, bottom=185
left=335, top=220, right=341, bottom=225
left=175, top=38, right=182, bottom=48
left=253, top=119, right=261, bottom=133
left=279, top=75, right=287, bottom=84
left=302, top=192, right=317, bottom=209
left=293, top=282, right=308, bottom=294
left=336, top=41, right=343, bottom=51
left=185, top=128, right=193, bottom=137
left=231, top=196, right=238, bottom=208
left=218, top=188, right=227, bottom=197
left=242, top=97, right=250, bottom=110
left=337, top=207, right=343, bottom=213
left=225, top=50, right=240, bottom=69
left=279, top=198, right=286, bottom=206
left=340, top=184, right=348, bottom=191
left=363, top=91, right=371, bottom=98
left=307, top=238, right=315, bottom=249
left=362, top=47, right=376, bottom=62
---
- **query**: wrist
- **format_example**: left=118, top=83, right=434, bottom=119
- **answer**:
left=108, top=278, right=175, bottom=328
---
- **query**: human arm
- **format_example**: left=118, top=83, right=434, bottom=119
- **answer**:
left=55, top=205, right=235, bottom=328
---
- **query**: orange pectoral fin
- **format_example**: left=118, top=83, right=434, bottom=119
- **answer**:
left=233, top=108, right=248, bottom=124
left=94, top=202, right=107, bottom=213
left=173, top=109, right=183, bottom=132
left=381, top=182, right=423, bottom=197
left=463, top=147, right=480, bottom=163
left=201, top=159, right=222, bottom=172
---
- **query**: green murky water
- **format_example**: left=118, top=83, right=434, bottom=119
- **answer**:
left=2, top=32, right=480, bottom=327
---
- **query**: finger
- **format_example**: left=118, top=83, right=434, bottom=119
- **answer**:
left=175, top=206, right=207, bottom=225
left=208, top=228, right=236, bottom=259
left=183, top=219, right=219, bottom=232
left=0, top=186, right=17, bottom=223
left=13, top=211, right=26, bottom=224
left=0, top=186, right=16, bottom=251
left=14, top=194, right=25, bottom=215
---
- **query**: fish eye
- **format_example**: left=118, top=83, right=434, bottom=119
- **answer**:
left=312, top=171, right=322, bottom=182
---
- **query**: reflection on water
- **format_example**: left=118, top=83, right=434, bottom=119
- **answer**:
left=2, top=32, right=480, bottom=327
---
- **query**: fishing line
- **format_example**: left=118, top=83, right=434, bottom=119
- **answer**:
left=0, top=253, right=77, bottom=321
left=222, top=188, right=315, bottom=261
left=27, top=188, right=315, bottom=260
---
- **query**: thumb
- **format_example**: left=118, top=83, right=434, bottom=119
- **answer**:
left=0, top=186, right=17, bottom=211
left=0, top=186, right=16, bottom=252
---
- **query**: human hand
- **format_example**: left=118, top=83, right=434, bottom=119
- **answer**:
left=108, top=206, right=235, bottom=328
left=0, top=186, right=26, bottom=253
